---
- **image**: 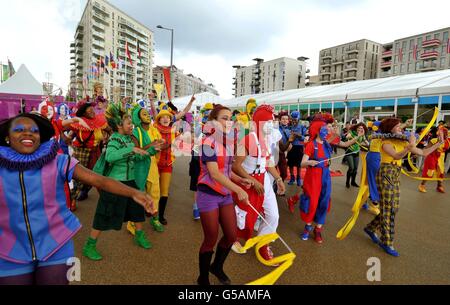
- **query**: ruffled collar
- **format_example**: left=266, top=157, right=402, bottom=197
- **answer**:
left=155, top=123, right=172, bottom=134
left=370, top=133, right=408, bottom=141
left=0, top=140, right=60, bottom=171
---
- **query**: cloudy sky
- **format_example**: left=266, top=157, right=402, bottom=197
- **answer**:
left=1, top=0, right=449, bottom=99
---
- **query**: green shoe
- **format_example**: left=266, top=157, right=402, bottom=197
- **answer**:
left=150, top=216, right=165, bottom=233
left=82, top=237, right=103, bottom=261
left=135, top=230, right=152, bottom=249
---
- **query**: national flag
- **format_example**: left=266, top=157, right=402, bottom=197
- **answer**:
left=1, top=64, right=9, bottom=82
left=137, top=40, right=142, bottom=64
left=398, top=48, right=403, bottom=62
left=447, top=38, right=450, bottom=54
left=110, top=51, right=116, bottom=69
left=163, top=67, right=172, bottom=101
left=125, top=41, right=133, bottom=66
left=105, top=55, right=109, bottom=68
left=7, top=59, right=15, bottom=77
left=413, top=44, right=418, bottom=60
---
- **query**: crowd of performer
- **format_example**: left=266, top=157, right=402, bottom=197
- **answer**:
left=0, top=82, right=449, bottom=285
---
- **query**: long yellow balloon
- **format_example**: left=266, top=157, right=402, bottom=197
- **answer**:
left=406, top=107, right=439, bottom=174
left=239, top=233, right=296, bottom=285
left=336, top=152, right=372, bottom=240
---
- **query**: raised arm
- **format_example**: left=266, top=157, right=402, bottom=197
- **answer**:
left=175, top=94, right=196, bottom=121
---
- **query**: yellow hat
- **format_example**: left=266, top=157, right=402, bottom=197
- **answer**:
left=203, top=103, right=214, bottom=111
left=156, top=109, right=174, bottom=122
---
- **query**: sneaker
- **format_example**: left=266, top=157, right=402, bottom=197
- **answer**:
left=82, top=238, right=102, bottom=261
left=313, top=227, right=323, bottom=244
left=127, top=221, right=136, bottom=236
left=134, top=230, right=152, bottom=249
left=288, top=176, right=295, bottom=185
left=150, top=216, right=165, bottom=233
left=351, top=182, right=360, bottom=187
left=437, top=186, right=445, bottom=193
left=287, top=195, right=298, bottom=214
left=418, top=184, right=427, bottom=193
left=231, top=241, right=247, bottom=254
left=193, top=208, right=201, bottom=220
left=364, top=228, right=380, bottom=244
left=368, top=203, right=380, bottom=215
left=301, top=224, right=313, bottom=241
left=159, top=217, right=168, bottom=225
left=296, top=177, right=302, bottom=186
left=258, top=245, right=279, bottom=266
left=378, top=243, right=400, bottom=257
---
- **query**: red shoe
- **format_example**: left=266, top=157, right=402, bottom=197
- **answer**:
left=314, top=227, right=323, bottom=244
left=287, top=195, right=299, bottom=214
left=258, top=245, right=279, bottom=266
left=437, top=186, right=445, bottom=193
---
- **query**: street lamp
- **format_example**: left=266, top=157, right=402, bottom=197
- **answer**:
left=156, top=25, right=174, bottom=101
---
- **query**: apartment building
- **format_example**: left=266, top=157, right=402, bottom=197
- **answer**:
left=318, top=39, right=382, bottom=85
left=379, top=27, right=450, bottom=78
left=70, top=0, right=154, bottom=101
left=152, top=66, right=218, bottom=100
left=232, top=57, right=308, bottom=97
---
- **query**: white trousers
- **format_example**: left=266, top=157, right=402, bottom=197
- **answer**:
left=257, top=173, right=280, bottom=236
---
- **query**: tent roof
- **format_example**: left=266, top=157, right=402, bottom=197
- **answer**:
left=222, top=69, right=450, bottom=107
left=168, top=92, right=224, bottom=108
left=0, top=64, right=43, bottom=96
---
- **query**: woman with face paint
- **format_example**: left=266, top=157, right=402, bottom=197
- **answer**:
left=364, top=118, right=443, bottom=257
left=126, top=106, right=165, bottom=235
left=299, top=113, right=362, bottom=244
left=232, top=105, right=286, bottom=260
left=0, top=113, right=154, bottom=284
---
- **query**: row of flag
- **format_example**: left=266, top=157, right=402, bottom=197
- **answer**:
left=397, top=38, right=450, bottom=61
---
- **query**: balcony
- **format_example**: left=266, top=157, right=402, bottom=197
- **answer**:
left=92, top=11, right=109, bottom=25
left=321, top=70, right=331, bottom=75
left=345, top=56, right=358, bottom=63
left=93, top=2, right=109, bottom=16
left=322, top=54, right=332, bottom=59
left=420, top=51, right=439, bottom=60
left=346, top=47, right=359, bottom=54
left=92, top=30, right=105, bottom=39
left=93, top=21, right=105, bottom=31
left=92, top=40, right=105, bottom=49
left=420, top=63, right=437, bottom=71
left=381, top=50, right=393, bottom=58
left=344, top=65, right=357, bottom=71
left=75, top=30, right=83, bottom=39
left=332, top=59, right=344, bottom=65
left=422, top=39, right=440, bottom=48
left=344, top=73, right=357, bottom=80
left=380, top=61, right=392, bottom=68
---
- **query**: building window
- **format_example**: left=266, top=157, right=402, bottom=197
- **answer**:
left=418, top=37, right=422, bottom=45
left=416, top=62, right=420, bottom=70
left=434, top=33, right=440, bottom=39
left=409, top=39, right=414, bottom=50
left=440, top=57, right=445, bottom=67
left=443, top=31, right=449, bottom=42
left=393, top=65, right=397, bottom=73
left=426, top=34, right=431, bottom=40
left=402, top=41, right=407, bottom=49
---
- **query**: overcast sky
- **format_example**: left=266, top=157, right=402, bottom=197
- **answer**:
left=1, top=0, right=449, bottom=99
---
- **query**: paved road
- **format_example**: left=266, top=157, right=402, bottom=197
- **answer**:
left=72, top=155, right=450, bottom=285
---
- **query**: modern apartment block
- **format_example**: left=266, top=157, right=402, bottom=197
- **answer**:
left=379, top=27, right=450, bottom=78
left=152, top=66, right=218, bottom=100
left=318, top=39, right=382, bottom=85
left=70, top=0, right=154, bottom=101
left=232, top=57, right=308, bottom=97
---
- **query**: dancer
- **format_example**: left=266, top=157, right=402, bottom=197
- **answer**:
left=232, top=105, right=285, bottom=253
left=83, top=103, right=154, bottom=261
left=418, top=126, right=450, bottom=193
left=364, top=118, right=443, bottom=256
left=287, top=111, right=307, bottom=186
left=0, top=113, right=153, bottom=284
left=299, top=114, right=363, bottom=243
left=344, top=123, right=368, bottom=188
left=196, top=104, right=252, bottom=285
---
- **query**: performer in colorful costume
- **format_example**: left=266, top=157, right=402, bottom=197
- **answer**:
left=232, top=105, right=285, bottom=259
left=69, top=99, right=108, bottom=201
left=287, top=110, right=307, bottom=186
left=196, top=104, right=252, bottom=285
left=82, top=103, right=155, bottom=261
left=419, top=126, right=450, bottom=193
left=0, top=113, right=153, bottom=284
left=364, top=118, right=443, bottom=257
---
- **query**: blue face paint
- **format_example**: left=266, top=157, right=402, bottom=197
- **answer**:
left=319, top=126, right=329, bottom=140
left=12, top=124, right=39, bottom=133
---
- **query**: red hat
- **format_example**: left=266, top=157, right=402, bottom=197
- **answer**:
left=309, top=113, right=334, bottom=140
left=252, top=104, right=274, bottom=124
